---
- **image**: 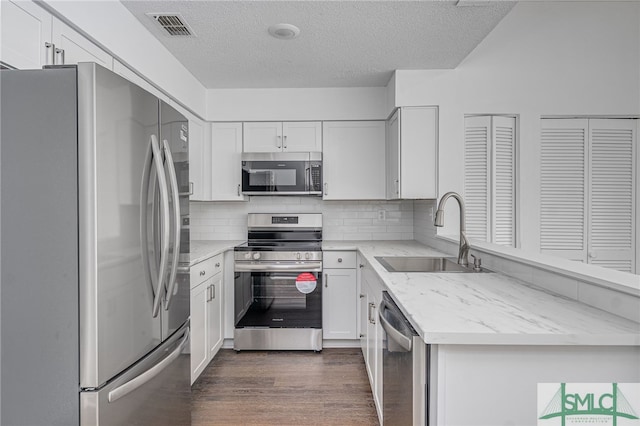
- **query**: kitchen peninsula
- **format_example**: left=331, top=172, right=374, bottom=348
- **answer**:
left=324, top=240, right=640, bottom=425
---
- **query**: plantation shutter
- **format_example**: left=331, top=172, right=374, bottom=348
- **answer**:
left=540, top=119, right=588, bottom=262
left=540, top=118, right=636, bottom=273
left=465, top=116, right=490, bottom=242
left=492, top=116, right=516, bottom=246
left=588, top=119, right=636, bottom=273
left=464, top=115, right=516, bottom=246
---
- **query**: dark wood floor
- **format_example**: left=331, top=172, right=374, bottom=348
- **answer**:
left=191, top=348, right=379, bottom=425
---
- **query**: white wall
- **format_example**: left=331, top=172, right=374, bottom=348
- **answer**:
left=41, top=0, right=207, bottom=117
left=191, top=197, right=414, bottom=241
left=393, top=1, right=640, bottom=257
left=206, top=87, right=387, bottom=121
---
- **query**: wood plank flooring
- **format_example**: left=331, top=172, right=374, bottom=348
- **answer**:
left=192, top=348, right=379, bottom=425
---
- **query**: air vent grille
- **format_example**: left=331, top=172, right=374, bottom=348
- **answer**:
left=148, top=13, right=195, bottom=37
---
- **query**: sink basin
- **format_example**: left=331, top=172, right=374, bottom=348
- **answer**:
left=375, top=256, right=490, bottom=273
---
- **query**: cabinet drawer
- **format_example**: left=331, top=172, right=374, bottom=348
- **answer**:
left=190, top=253, right=223, bottom=289
left=323, top=251, right=357, bottom=269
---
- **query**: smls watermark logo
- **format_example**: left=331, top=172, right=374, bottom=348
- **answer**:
left=538, top=383, right=640, bottom=426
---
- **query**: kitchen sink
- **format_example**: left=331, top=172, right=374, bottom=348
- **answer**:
left=375, top=256, right=491, bottom=273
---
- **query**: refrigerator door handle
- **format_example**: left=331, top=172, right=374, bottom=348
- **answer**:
left=151, top=135, right=171, bottom=318
left=162, top=139, right=181, bottom=310
left=107, top=327, right=190, bottom=403
left=140, top=137, right=156, bottom=304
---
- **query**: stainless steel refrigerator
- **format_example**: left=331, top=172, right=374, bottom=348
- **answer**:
left=1, top=63, right=191, bottom=425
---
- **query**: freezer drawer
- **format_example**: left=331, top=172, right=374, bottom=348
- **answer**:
left=80, top=323, right=190, bottom=426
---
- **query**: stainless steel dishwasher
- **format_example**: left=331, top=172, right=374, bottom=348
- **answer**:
left=379, top=291, right=427, bottom=425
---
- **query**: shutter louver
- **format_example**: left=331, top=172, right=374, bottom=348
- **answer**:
left=540, top=120, right=587, bottom=258
left=493, top=117, right=516, bottom=246
left=465, top=117, right=490, bottom=242
left=588, top=120, right=636, bottom=273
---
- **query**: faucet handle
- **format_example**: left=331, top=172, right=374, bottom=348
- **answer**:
left=470, top=254, right=482, bottom=272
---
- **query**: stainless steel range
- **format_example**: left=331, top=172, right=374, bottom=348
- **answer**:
left=234, top=213, right=323, bottom=351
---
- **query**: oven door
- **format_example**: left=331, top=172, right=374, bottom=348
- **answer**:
left=241, top=160, right=308, bottom=194
left=234, top=266, right=322, bottom=329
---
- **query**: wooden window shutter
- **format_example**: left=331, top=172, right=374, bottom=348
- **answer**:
left=587, top=119, right=636, bottom=273
left=465, top=116, right=490, bottom=242
left=540, top=119, right=588, bottom=262
left=464, top=115, right=516, bottom=246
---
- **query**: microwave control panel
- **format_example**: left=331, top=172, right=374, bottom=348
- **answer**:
left=310, top=163, right=322, bottom=192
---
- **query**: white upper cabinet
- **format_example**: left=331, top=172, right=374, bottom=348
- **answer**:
left=386, top=107, right=438, bottom=200
left=52, top=18, right=113, bottom=69
left=1, top=0, right=52, bottom=69
left=243, top=121, right=321, bottom=153
left=322, top=121, right=386, bottom=200
left=0, top=1, right=112, bottom=70
left=210, top=123, right=246, bottom=201
left=188, top=118, right=208, bottom=200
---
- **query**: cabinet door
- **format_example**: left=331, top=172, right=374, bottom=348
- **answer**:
left=243, top=122, right=283, bottom=152
left=0, top=0, right=52, bottom=69
left=52, top=18, right=113, bottom=68
left=399, top=106, right=438, bottom=199
left=189, top=118, right=209, bottom=200
left=190, top=280, right=209, bottom=384
left=211, top=123, right=246, bottom=200
left=386, top=110, right=400, bottom=199
left=283, top=121, right=322, bottom=152
left=206, top=275, right=223, bottom=360
left=322, top=268, right=357, bottom=339
left=322, top=121, right=386, bottom=200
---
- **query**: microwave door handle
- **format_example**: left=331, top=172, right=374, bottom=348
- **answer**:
left=306, top=167, right=311, bottom=190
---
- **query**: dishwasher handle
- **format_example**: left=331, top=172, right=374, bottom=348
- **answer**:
left=378, top=300, right=412, bottom=352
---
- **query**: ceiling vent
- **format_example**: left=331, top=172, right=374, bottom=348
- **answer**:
left=147, top=13, right=195, bottom=37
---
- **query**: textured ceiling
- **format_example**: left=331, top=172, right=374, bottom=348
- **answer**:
left=121, top=0, right=516, bottom=89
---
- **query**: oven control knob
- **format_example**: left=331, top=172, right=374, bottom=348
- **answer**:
left=244, top=252, right=251, bottom=260
left=305, top=252, right=311, bottom=260
left=252, top=252, right=261, bottom=260
left=296, top=252, right=302, bottom=260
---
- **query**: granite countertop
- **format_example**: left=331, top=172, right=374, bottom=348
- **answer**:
left=190, top=240, right=244, bottom=265
left=324, top=240, right=640, bottom=346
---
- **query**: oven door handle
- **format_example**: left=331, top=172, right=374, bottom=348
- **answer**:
left=234, top=262, right=322, bottom=273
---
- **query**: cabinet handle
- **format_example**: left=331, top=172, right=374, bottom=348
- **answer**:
left=359, top=334, right=365, bottom=338
left=395, top=179, right=399, bottom=196
left=283, top=135, right=287, bottom=149
left=211, top=284, right=216, bottom=300
left=45, top=42, right=55, bottom=65
left=359, top=263, right=365, bottom=268
left=54, top=48, right=65, bottom=65
left=276, top=135, right=282, bottom=149
left=359, top=294, right=365, bottom=299
left=200, top=270, right=206, bottom=276
left=324, top=274, right=328, bottom=288
left=324, top=183, right=328, bottom=196
left=206, top=285, right=211, bottom=302
left=237, top=184, right=241, bottom=196
left=368, top=302, right=376, bottom=324
left=337, top=258, right=343, bottom=263
left=189, top=182, right=194, bottom=196
left=215, top=262, right=221, bottom=268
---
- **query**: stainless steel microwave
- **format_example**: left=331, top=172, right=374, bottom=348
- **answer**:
left=241, top=152, right=322, bottom=196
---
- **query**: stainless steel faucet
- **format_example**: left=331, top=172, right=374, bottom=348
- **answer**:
left=434, top=191, right=470, bottom=267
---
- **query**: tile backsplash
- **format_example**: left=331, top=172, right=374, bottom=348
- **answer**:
left=190, top=197, right=415, bottom=241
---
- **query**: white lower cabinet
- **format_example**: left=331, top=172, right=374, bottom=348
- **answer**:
left=322, top=251, right=358, bottom=340
left=190, top=253, right=224, bottom=384
left=359, top=257, right=384, bottom=422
